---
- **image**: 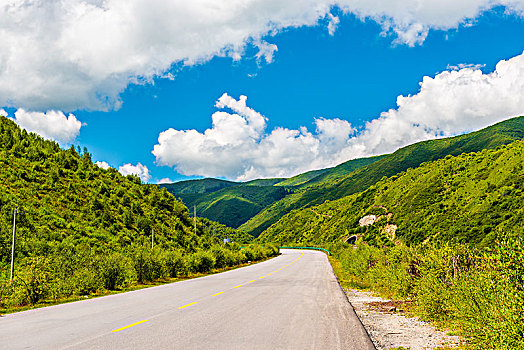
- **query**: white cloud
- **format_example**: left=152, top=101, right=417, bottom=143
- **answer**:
left=95, top=161, right=111, bottom=170
left=346, top=51, right=524, bottom=157
left=154, top=51, right=524, bottom=181
left=1, top=1, right=524, bottom=111
left=447, top=63, right=486, bottom=71
left=327, top=13, right=340, bottom=36
left=118, top=163, right=151, bottom=183
left=8, top=109, right=82, bottom=144
left=157, top=178, right=173, bottom=184
left=255, top=41, right=279, bottom=64
left=153, top=93, right=357, bottom=180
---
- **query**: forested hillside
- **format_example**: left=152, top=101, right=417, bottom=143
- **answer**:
left=0, top=116, right=274, bottom=310
left=0, top=115, right=234, bottom=256
left=259, top=139, right=524, bottom=246
left=169, top=185, right=290, bottom=229
left=163, top=155, right=382, bottom=234
left=243, top=116, right=524, bottom=237
left=161, top=178, right=238, bottom=194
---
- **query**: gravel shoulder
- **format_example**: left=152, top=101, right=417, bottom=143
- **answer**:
left=345, top=289, right=461, bottom=350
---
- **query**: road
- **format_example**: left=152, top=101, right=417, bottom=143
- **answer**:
left=1, top=249, right=375, bottom=349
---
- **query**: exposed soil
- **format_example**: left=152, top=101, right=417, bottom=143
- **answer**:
left=345, top=289, right=461, bottom=350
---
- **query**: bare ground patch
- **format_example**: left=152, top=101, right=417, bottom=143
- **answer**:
left=345, top=289, right=461, bottom=350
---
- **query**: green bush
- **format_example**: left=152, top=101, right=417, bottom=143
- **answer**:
left=450, top=239, right=524, bottom=349
left=127, top=244, right=171, bottom=283
left=210, top=245, right=232, bottom=269
left=11, top=257, right=53, bottom=306
left=188, top=251, right=215, bottom=273
left=165, top=250, right=188, bottom=278
left=73, top=265, right=102, bottom=295
left=98, top=252, right=134, bottom=290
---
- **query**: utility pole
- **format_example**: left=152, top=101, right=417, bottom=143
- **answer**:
left=10, top=209, right=17, bottom=282
left=193, top=205, right=197, bottom=235
left=151, top=228, right=155, bottom=249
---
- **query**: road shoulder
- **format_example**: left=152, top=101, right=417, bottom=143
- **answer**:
left=345, top=289, right=461, bottom=350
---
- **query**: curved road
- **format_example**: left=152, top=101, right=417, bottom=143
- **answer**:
left=1, top=249, right=374, bottom=349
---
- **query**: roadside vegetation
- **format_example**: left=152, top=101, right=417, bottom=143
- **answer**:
left=0, top=242, right=278, bottom=313
left=329, top=239, right=523, bottom=349
left=0, top=116, right=277, bottom=312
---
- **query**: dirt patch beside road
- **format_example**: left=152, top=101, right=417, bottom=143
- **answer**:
left=345, top=289, right=461, bottom=350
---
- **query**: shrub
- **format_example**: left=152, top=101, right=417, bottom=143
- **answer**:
left=98, top=252, right=134, bottom=290
left=11, top=257, right=53, bottom=306
left=188, top=251, right=215, bottom=273
left=210, top=245, right=234, bottom=269
left=165, top=250, right=188, bottom=278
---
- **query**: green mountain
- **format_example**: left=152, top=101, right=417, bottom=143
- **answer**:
left=244, top=178, right=286, bottom=186
left=176, top=185, right=290, bottom=229
left=242, top=117, right=524, bottom=237
left=273, top=169, right=328, bottom=187
left=0, top=116, right=276, bottom=310
left=161, top=178, right=238, bottom=194
left=296, top=155, right=387, bottom=188
left=0, top=115, right=252, bottom=261
left=258, top=137, right=524, bottom=247
left=162, top=156, right=382, bottom=232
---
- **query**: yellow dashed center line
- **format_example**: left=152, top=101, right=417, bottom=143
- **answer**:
left=178, top=302, right=197, bottom=309
left=112, top=320, right=148, bottom=333
left=110, top=252, right=306, bottom=334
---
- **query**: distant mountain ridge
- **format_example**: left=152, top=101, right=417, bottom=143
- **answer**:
left=240, top=116, right=524, bottom=237
left=162, top=116, right=524, bottom=238
left=161, top=156, right=383, bottom=229
left=161, top=178, right=238, bottom=194
left=258, top=136, right=524, bottom=247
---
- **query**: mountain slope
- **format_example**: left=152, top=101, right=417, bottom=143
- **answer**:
left=273, top=169, right=328, bottom=187
left=258, top=138, right=524, bottom=247
left=178, top=185, right=290, bottom=228
left=242, top=116, right=524, bottom=237
left=161, top=178, right=238, bottom=194
left=164, top=155, right=382, bottom=232
left=0, top=116, right=243, bottom=262
left=0, top=116, right=272, bottom=310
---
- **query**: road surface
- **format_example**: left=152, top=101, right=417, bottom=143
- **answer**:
left=1, top=249, right=375, bottom=349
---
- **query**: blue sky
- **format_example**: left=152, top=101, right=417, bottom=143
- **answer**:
left=2, top=2, right=524, bottom=183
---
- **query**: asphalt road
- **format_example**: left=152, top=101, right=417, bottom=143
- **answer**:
left=1, top=249, right=375, bottom=349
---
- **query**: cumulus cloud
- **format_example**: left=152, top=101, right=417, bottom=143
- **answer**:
left=154, top=51, right=524, bottom=180
left=346, top=51, right=524, bottom=156
left=95, top=161, right=111, bottom=170
left=1, top=1, right=523, bottom=111
left=118, top=163, right=151, bottom=183
left=153, top=92, right=357, bottom=180
left=157, top=178, right=173, bottom=184
left=8, top=109, right=82, bottom=144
